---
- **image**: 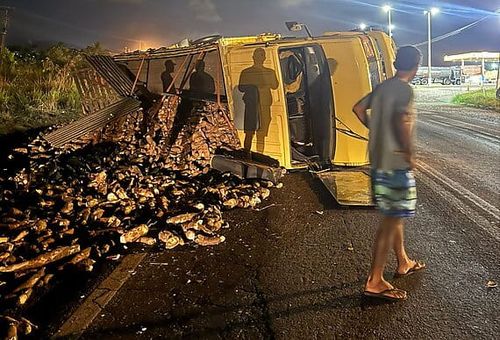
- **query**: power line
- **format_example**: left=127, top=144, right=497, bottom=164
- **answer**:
left=413, top=12, right=498, bottom=47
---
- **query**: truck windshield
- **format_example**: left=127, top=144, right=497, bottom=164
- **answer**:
left=359, top=36, right=381, bottom=87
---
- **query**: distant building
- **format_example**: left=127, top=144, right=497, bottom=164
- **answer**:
left=444, top=51, right=500, bottom=85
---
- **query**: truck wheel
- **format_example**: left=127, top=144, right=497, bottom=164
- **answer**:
left=414, top=79, right=421, bottom=85
left=454, top=79, right=461, bottom=85
left=421, top=79, right=428, bottom=85
left=443, top=78, right=452, bottom=85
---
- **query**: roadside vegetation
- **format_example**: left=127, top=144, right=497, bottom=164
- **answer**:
left=452, top=88, right=500, bottom=112
left=0, top=43, right=106, bottom=135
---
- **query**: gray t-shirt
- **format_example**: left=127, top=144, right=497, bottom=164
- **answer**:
left=359, top=77, right=415, bottom=170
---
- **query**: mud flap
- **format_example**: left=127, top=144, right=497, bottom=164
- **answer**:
left=316, top=170, right=374, bottom=206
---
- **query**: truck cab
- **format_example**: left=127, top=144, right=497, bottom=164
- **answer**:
left=114, top=32, right=397, bottom=205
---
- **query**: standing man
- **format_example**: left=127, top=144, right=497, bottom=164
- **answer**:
left=353, top=46, right=426, bottom=301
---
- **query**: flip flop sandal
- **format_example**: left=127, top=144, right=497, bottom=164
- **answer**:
left=363, top=288, right=408, bottom=301
left=394, top=261, right=426, bottom=278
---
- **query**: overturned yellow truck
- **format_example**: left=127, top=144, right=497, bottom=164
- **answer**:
left=114, top=31, right=396, bottom=205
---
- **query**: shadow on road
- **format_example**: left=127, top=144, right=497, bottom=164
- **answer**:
left=78, top=279, right=399, bottom=339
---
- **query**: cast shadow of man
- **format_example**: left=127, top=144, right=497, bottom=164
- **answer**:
left=237, top=48, right=279, bottom=155
left=189, top=60, right=215, bottom=94
left=161, top=59, right=176, bottom=93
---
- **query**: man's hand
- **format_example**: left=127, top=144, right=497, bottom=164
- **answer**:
left=352, top=93, right=372, bottom=128
left=395, top=150, right=416, bottom=169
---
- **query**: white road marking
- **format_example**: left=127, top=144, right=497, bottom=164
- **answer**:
left=421, top=113, right=500, bottom=135
left=426, top=117, right=500, bottom=142
left=437, top=116, right=500, bottom=134
left=419, top=119, right=500, bottom=145
left=53, top=253, right=146, bottom=339
left=416, top=160, right=500, bottom=241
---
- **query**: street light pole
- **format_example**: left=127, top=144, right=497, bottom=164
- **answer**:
left=427, top=11, right=432, bottom=86
left=383, top=5, right=393, bottom=38
left=388, top=8, right=392, bottom=38
left=425, top=8, right=439, bottom=86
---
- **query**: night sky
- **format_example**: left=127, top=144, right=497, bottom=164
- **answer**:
left=2, top=0, right=499, bottom=64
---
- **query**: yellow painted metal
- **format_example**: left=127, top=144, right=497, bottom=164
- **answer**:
left=220, top=43, right=292, bottom=168
left=317, top=31, right=396, bottom=166
left=219, top=34, right=282, bottom=47
left=318, top=36, right=371, bottom=166
left=316, top=171, right=373, bottom=206
left=218, top=33, right=396, bottom=169
left=323, top=31, right=396, bottom=79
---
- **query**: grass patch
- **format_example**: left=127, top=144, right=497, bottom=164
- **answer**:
left=452, top=89, right=500, bottom=112
left=0, top=43, right=107, bottom=135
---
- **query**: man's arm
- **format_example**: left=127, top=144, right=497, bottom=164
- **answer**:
left=394, top=107, right=415, bottom=169
left=352, top=93, right=372, bottom=128
left=396, top=112, right=413, bottom=151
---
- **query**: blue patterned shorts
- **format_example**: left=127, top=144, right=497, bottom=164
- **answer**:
left=371, top=169, right=417, bottom=218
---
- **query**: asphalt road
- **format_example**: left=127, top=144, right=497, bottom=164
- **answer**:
left=55, top=87, right=499, bottom=340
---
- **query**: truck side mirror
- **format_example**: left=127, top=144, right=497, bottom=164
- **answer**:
left=286, top=21, right=303, bottom=32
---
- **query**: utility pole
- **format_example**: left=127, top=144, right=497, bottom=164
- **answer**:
left=0, top=6, right=13, bottom=51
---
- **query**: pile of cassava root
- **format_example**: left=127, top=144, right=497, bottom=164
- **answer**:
left=0, top=96, right=281, bottom=338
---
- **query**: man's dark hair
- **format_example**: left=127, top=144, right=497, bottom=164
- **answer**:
left=394, top=46, right=422, bottom=71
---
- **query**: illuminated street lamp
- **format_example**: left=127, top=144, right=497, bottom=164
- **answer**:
left=424, top=7, right=439, bottom=86
left=359, top=23, right=367, bottom=31
left=383, top=4, right=393, bottom=38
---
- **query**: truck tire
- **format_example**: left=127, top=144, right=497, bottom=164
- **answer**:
left=443, top=78, right=452, bottom=85
left=454, top=79, right=461, bottom=86
left=421, top=78, right=428, bottom=85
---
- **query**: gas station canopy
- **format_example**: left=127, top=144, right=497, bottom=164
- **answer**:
left=444, top=51, right=500, bottom=62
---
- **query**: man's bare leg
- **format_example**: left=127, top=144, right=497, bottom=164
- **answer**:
left=365, top=216, right=406, bottom=299
left=393, top=221, right=424, bottom=275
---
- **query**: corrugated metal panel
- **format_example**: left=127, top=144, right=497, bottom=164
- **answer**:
left=73, top=67, right=121, bottom=115
left=44, top=97, right=141, bottom=148
left=86, top=55, right=135, bottom=97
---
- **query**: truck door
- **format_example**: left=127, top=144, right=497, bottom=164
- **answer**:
left=278, top=44, right=334, bottom=167
left=320, top=37, right=371, bottom=166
